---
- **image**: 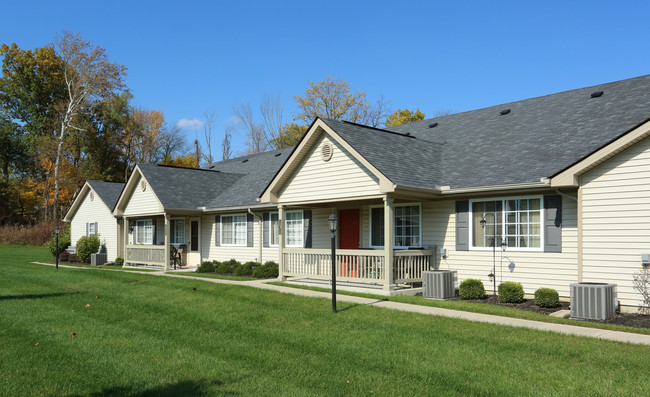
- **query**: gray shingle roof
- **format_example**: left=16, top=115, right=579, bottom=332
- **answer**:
left=320, top=118, right=443, bottom=189
left=205, top=148, right=293, bottom=208
left=87, top=180, right=124, bottom=211
left=386, top=74, right=650, bottom=189
left=137, top=164, right=243, bottom=209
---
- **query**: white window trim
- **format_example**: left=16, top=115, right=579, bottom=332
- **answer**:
left=87, top=222, right=97, bottom=236
left=468, top=195, right=544, bottom=252
left=369, top=203, right=423, bottom=249
left=171, top=218, right=185, bottom=245
left=220, top=213, right=247, bottom=247
left=135, top=219, right=154, bottom=245
left=284, top=210, right=304, bottom=248
left=268, top=212, right=279, bottom=248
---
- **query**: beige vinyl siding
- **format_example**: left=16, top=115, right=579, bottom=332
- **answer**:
left=431, top=199, right=578, bottom=298
left=201, top=215, right=280, bottom=264
left=123, top=176, right=163, bottom=215
left=355, top=199, right=578, bottom=297
left=581, top=136, right=650, bottom=308
left=279, top=135, right=381, bottom=203
left=70, top=189, right=120, bottom=261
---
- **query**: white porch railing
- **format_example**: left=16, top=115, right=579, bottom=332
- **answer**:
left=282, top=248, right=433, bottom=284
left=126, top=245, right=166, bottom=268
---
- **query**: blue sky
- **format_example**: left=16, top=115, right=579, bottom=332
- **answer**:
left=2, top=1, right=650, bottom=156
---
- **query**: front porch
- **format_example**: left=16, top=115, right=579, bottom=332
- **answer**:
left=282, top=248, right=434, bottom=295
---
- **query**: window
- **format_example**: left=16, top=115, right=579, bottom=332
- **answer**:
left=471, top=197, right=542, bottom=250
left=285, top=211, right=303, bottom=247
left=269, top=212, right=279, bottom=247
left=135, top=219, right=154, bottom=245
left=171, top=219, right=185, bottom=244
left=221, top=214, right=247, bottom=246
left=87, top=222, right=97, bottom=236
left=370, top=204, right=421, bottom=248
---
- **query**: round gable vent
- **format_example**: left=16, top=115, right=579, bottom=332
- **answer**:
left=321, top=142, right=333, bottom=162
left=141, top=180, right=147, bottom=192
left=89, top=191, right=95, bottom=201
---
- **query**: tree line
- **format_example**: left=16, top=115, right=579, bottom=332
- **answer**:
left=1, top=31, right=433, bottom=226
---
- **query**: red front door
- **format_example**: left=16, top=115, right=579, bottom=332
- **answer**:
left=339, top=209, right=360, bottom=249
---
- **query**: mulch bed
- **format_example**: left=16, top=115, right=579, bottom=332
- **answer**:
left=448, top=295, right=650, bottom=329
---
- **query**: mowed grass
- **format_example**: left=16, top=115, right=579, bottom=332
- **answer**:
left=2, top=245, right=650, bottom=396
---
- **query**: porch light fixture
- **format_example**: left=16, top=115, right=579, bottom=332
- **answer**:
left=329, top=210, right=338, bottom=313
left=55, top=226, right=60, bottom=271
left=480, top=213, right=497, bottom=297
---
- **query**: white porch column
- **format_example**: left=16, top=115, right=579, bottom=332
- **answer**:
left=164, top=214, right=170, bottom=271
left=383, top=195, right=395, bottom=292
left=278, top=205, right=287, bottom=281
left=123, top=217, right=129, bottom=267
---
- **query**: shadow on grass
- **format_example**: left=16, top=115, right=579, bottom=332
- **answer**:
left=74, top=379, right=235, bottom=397
left=336, top=299, right=388, bottom=312
left=0, top=292, right=79, bottom=301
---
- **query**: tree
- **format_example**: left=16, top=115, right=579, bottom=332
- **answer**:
left=293, top=76, right=390, bottom=127
left=269, top=123, right=307, bottom=149
left=222, top=125, right=233, bottom=160
left=158, top=124, right=186, bottom=162
left=260, top=93, right=284, bottom=147
left=233, top=103, right=269, bottom=154
left=385, top=108, right=426, bottom=127
left=159, top=154, right=198, bottom=168
left=50, top=31, right=127, bottom=221
left=203, top=111, right=215, bottom=164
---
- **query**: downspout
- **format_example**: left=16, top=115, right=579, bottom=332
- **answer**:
left=248, top=208, right=263, bottom=263
left=555, top=188, right=577, bottom=201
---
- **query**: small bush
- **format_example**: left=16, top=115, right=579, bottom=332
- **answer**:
left=459, top=278, right=486, bottom=300
left=47, top=226, right=71, bottom=258
left=235, top=261, right=259, bottom=277
left=58, top=251, right=69, bottom=262
left=216, top=259, right=240, bottom=274
left=498, top=281, right=525, bottom=303
left=197, top=261, right=216, bottom=273
left=253, top=261, right=279, bottom=279
left=67, top=254, right=79, bottom=263
left=534, top=287, right=560, bottom=308
left=115, top=257, right=124, bottom=267
left=76, top=235, right=101, bottom=263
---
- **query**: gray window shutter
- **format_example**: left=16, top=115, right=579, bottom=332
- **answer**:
left=247, top=213, right=254, bottom=247
left=263, top=212, right=269, bottom=247
left=544, top=195, right=562, bottom=252
left=86, top=222, right=89, bottom=236
left=152, top=219, right=157, bottom=245
left=94, top=222, right=98, bottom=236
left=214, top=216, right=220, bottom=246
left=303, top=210, right=312, bottom=248
left=455, top=201, right=469, bottom=251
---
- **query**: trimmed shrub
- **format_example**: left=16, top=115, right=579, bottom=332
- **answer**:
left=534, top=287, right=560, bottom=308
left=498, top=281, right=525, bottom=303
left=58, top=251, right=69, bottom=262
left=459, top=278, right=486, bottom=300
left=47, top=226, right=71, bottom=258
left=67, top=254, right=79, bottom=263
left=253, top=261, right=279, bottom=279
left=76, top=235, right=101, bottom=263
left=197, top=261, right=216, bottom=273
left=115, top=257, right=124, bottom=267
left=235, top=261, right=259, bottom=277
left=216, top=259, right=240, bottom=275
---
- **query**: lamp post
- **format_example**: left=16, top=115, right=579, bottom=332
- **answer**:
left=328, top=210, right=338, bottom=313
left=480, top=213, right=497, bottom=297
left=55, top=226, right=60, bottom=271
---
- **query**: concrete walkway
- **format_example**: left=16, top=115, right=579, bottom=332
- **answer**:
left=35, top=262, right=650, bottom=345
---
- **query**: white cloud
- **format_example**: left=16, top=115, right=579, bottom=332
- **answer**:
left=176, top=118, right=203, bottom=129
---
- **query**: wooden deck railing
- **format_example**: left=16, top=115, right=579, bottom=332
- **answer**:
left=282, top=248, right=433, bottom=284
left=125, top=245, right=166, bottom=268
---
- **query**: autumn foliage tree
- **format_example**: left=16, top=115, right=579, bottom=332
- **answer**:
left=293, top=76, right=390, bottom=127
left=50, top=31, right=127, bottom=220
left=385, top=108, right=426, bottom=127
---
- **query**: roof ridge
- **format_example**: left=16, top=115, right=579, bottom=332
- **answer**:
left=322, top=118, right=416, bottom=139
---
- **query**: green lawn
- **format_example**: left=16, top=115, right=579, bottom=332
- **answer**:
left=2, top=245, right=650, bottom=396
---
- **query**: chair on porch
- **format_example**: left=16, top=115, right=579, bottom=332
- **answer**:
left=170, top=245, right=182, bottom=270
left=175, top=245, right=185, bottom=269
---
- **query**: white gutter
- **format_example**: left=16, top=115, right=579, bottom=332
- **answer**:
left=248, top=208, right=263, bottom=263
left=438, top=181, right=550, bottom=195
